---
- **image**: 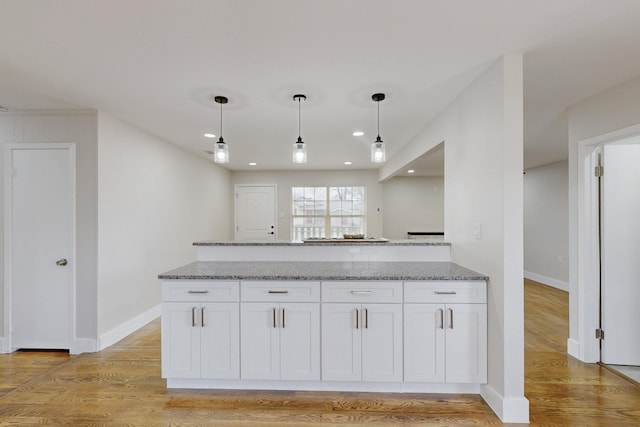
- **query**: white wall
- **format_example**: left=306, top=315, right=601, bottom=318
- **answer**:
left=97, top=112, right=231, bottom=340
left=231, top=170, right=383, bottom=239
left=567, top=72, right=640, bottom=362
left=524, top=161, right=569, bottom=290
left=0, top=111, right=99, bottom=344
left=380, top=55, right=527, bottom=423
left=382, top=176, right=444, bottom=239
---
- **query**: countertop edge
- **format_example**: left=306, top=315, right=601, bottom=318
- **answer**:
left=193, top=240, right=451, bottom=247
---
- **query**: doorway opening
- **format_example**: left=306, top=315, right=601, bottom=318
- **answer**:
left=597, top=137, right=640, bottom=383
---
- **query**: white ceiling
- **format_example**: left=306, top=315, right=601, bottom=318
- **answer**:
left=2, top=0, right=640, bottom=175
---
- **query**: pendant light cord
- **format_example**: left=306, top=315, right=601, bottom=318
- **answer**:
left=298, top=97, right=301, bottom=138
left=219, top=102, right=223, bottom=137
left=377, top=100, right=380, bottom=138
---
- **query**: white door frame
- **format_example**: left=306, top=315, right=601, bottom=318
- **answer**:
left=234, top=184, right=277, bottom=241
left=572, top=123, right=640, bottom=362
left=3, top=143, right=77, bottom=353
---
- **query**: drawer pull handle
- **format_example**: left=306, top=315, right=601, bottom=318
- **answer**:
left=434, top=291, right=457, bottom=295
left=188, top=290, right=209, bottom=294
left=365, top=308, right=369, bottom=329
left=268, top=290, right=289, bottom=294
left=351, top=290, right=373, bottom=295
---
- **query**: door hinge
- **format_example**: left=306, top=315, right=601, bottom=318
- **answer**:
left=595, top=328, right=605, bottom=340
left=594, top=165, right=604, bottom=177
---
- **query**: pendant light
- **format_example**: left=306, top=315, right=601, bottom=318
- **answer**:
left=371, top=92, right=386, bottom=163
left=213, top=96, right=229, bottom=164
left=292, top=94, right=307, bottom=164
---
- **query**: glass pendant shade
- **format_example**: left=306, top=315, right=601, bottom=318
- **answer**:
left=214, top=138, right=229, bottom=164
left=293, top=138, right=307, bottom=163
left=371, top=136, right=386, bottom=163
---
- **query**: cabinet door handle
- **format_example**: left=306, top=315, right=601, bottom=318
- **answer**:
left=351, top=290, right=372, bottom=295
left=434, top=291, right=457, bottom=295
left=188, top=290, right=209, bottom=294
left=439, top=308, right=444, bottom=329
left=355, top=308, right=359, bottom=329
left=282, top=308, right=285, bottom=328
left=365, top=308, right=369, bottom=329
left=449, top=308, right=454, bottom=329
left=268, top=290, right=289, bottom=294
left=201, top=307, right=205, bottom=327
left=272, top=308, right=277, bottom=328
left=191, top=307, right=197, bottom=327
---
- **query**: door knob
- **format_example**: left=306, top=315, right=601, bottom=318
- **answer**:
left=56, top=258, right=68, bottom=266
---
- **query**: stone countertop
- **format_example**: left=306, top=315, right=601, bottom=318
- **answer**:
left=193, top=239, right=450, bottom=247
left=158, top=261, right=486, bottom=281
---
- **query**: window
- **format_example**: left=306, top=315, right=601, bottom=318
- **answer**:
left=292, top=186, right=365, bottom=240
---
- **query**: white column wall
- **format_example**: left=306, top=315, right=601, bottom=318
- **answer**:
left=97, top=112, right=231, bottom=344
left=379, top=55, right=527, bottom=423
left=524, top=160, right=569, bottom=290
left=0, top=111, right=98, bottom=345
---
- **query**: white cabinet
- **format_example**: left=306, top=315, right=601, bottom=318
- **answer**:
left=404, top=281, right=487, bottom=384
left=321, top=281, right=403, bottom=382
left=241, top=282, right=320, bottom=381
left=162, top=301, right=239, bottom=379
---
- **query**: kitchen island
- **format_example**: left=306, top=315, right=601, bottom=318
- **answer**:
left=159, top=241, right=488, bottom=394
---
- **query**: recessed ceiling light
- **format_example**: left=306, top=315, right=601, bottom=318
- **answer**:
left=407, top=169, right=415, bottom=174
left=249, top=162, right=257, bottom=166
left=344, top=161, right=353, bottom=165
left=204, top=133, right=216, bottom=138
left=352, top=131, right=364, bottom=136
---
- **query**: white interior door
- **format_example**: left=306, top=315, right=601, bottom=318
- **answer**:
left=235, top=185, right=276, bottom=241
left=601, top=141, right=640, bottom=365
left=7, top=145, right=74, bottom=350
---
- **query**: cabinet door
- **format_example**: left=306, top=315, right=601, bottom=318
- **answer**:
left=445, top=304, right=487, bottom=384
left=404, top=304, right=445, bottom=382
left=361, top=304, right=403, bottom=382
left=200, top=303, right=240, bottom=379
left=161, top=303, right=200, bottom=379
left=241, top=303, right=280, bottom=379
left=280, top=303, right=320, bottom=380
left=322, top=303, right=361, bottom=381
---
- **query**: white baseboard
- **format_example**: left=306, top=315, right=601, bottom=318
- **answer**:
left=98, top=304, right=160, bottom=351
left=70, top=338, right=97, bottom=355
left=481, top=384, right=529, bottom=423
left=524, top=271, right=569, bottom=292
left=567, top=338, right=581, bottom=359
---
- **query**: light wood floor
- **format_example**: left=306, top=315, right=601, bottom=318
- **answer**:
left=1, top=280, right=639, bottom=426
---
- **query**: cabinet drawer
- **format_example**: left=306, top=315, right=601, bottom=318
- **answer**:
left=322, top=281, right=402, bottom=303
left=241, top=281, right=321, bottom=302
left=162, top=281, right=239, bottom=302
left=404, top=281, right=486, bottom=303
